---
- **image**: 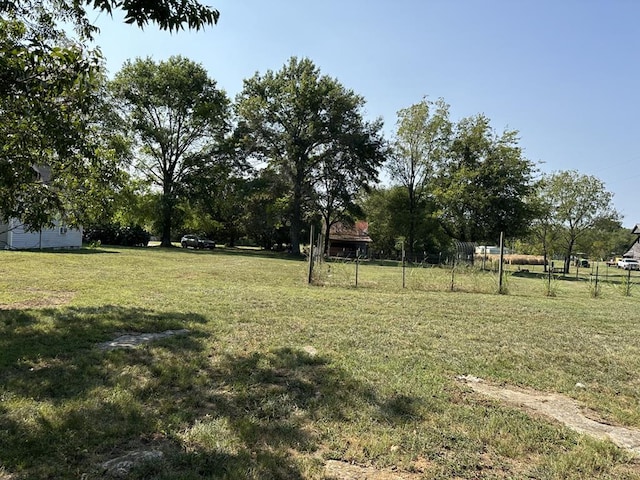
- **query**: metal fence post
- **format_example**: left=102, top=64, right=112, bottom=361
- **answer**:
left=498, top=231, right=505, bottom=294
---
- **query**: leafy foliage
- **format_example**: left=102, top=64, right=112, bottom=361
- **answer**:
left=386, top=98, right=451, bottom=260
left=242, top=168, right=291, bottom=250
left=0, top=0, right=220, bottom=232
left=110, top=56, right=230, bottom=246
left=362, top=186, right=449, bottom=259
left=435, top=114, right=536, bottom=243
left=236, top=57, right=386, bottom=254
left=0, top=16, right=124, bottom=230
left=538, top=170, right=619, bottom=272
left=2, top=0, right=219, bottom=39
left=83, top=222, right=150, bottom=246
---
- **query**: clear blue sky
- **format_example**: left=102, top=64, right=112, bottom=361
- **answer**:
left=91, top=0, right=640, bottom=226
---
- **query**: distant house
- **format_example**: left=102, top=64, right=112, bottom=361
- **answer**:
left=624, top=224, right=640, bottom=258
left=0, top=165, right=83, bottom=250
left=328, top=221, right=372, bottom=257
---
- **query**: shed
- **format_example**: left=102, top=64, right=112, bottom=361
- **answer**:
left=328, top=221, right=372, bottom=257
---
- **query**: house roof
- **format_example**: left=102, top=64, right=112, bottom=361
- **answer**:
left=624, top=224, right=640, bottom=257
left=329, top=221, right=372, bottom=243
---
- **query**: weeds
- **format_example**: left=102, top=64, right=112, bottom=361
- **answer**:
left=588, top=276, right=602, bottom=298
left=619, top=272, right=634, bottom=297
left=542, top=272, right=560, bottom=297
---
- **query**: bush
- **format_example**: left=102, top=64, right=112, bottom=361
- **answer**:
left=83, top=223, right=150, bottom=247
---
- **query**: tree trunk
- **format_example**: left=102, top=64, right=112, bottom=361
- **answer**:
left=564, top=238, right=575, bottom=274
left=323, top=221, right=330, bottom=256
left=407, top=186, right=415, bottom=263
left=289, top=164, right=306, bottom=256
left=322, top=209, right=333, bottom=256
left=160, top=193, right=174, bottom=247
left=290, top=187, right=302, bottom=255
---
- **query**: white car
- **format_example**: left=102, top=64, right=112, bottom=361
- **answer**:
left=617, top=258, right=640, bottom=270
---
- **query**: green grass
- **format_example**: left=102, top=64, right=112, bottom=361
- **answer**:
left=1, top=247, right=640, bottom=478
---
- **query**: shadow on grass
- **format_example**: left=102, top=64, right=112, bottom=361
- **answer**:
left=0, top=307, right=421, bottom=479
left=170, top=245, right=307, bottom=262
left=139, top=347, right=388, bottom=479
left=511, top=270, right=600, bottom=283
left=0, top=305, right=208, bottom=477
left=15, top=248, right=121, bottom=254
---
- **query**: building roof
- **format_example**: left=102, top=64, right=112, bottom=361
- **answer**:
left=329, top=221, right=372, bottom=243
left=624, top=224, right=640, bottom=258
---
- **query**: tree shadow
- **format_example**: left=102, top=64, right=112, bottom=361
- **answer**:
left=216, top=246, right=306, bottom=261
left=511, top=270, right=588, bottom=282
left=15, top=248, right=121, bottom=254
left=0, top=308, right=423, bottom=479
left=0, top=305, right=209, bottom=476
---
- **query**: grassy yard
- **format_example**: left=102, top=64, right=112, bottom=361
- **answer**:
left=1, top=247, right=640, bottom=479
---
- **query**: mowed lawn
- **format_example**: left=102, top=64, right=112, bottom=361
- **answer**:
left=1, top=247, right=640, bottom=479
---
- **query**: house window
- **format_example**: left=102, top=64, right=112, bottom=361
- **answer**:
left=59, top=225, right=68, bottom=235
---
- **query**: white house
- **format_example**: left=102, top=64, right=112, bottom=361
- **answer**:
left=0, top=164, right=84, bottom=249
left=0, top=219, right=82, bottom=250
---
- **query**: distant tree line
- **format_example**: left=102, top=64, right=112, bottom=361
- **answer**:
left=1, top=0, right=628, bottom=268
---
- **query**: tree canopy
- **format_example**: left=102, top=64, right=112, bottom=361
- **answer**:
left=110, top=56, right=230, bottom=247
left=434, top=114, right=536, bottom=243
left=236, top=57, right=386, bottom=255
left=387, top=98, right=450, bottom=260
left=0, top=16, right=123, bottom=230
left=0, top=0, right=221, bottom=233
left=538, top=170, right=619, bottom=272
left=2, top=0, right=219, bottom=39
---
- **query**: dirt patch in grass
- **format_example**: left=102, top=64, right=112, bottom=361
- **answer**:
left=324, top=459, right=425, bottom=480
left=0, top=289, right=75, bottom=310
left=458, top=375, right=640, bottom=456
left=97, top=329, right=190, bottom=350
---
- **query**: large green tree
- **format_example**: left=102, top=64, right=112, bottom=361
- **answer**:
left=110, top=56, right=230, bottom=246
left=363, top=186, right=448, bottom=260
left=526, top=178, right=561, bottom=272
left=386, top=98, right=451, bottom=261
left=0, top=16, right=125, bottom=231
left=0, top=0, right=220, bottom=232
left=540, top=170, right=619, bottom=273
left=435, top=114, right=536, bottom=243
left=316, top=119, right=386, bottom=253
left=181, top=135, right=252, bottom=246
left=242, top=168, right=291, bottom=250
left=236, top=57, right=386, bottom=255
left=574, top=218, right=634, bottom=261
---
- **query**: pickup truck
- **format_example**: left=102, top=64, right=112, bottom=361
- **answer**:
left=606, top=257, right=622, bottom=267
left=617, top=258, right=640, bottom=270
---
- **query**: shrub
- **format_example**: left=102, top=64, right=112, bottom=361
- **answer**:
left=83, top=223, right=150, bottom=247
